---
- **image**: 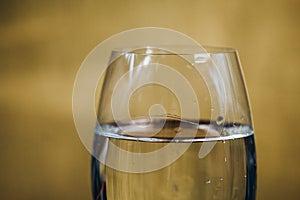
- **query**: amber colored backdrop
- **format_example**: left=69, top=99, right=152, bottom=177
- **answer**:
left=0, top=0, right=299, bottom=199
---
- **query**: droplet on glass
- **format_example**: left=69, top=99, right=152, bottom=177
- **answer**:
left=194, top=53, right=210, bottom=64
left=233, top=121, right=238, bottom=127
left=216, top=116, right=224, bottom=126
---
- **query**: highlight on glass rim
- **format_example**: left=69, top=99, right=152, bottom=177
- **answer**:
left=72, top=27, right=257, bottom=200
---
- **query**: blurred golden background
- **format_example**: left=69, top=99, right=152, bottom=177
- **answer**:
left=0, top=0, right=299, bottom=199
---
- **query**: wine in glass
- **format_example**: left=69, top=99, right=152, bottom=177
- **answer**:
left=92, top=46, right=256, bottom=200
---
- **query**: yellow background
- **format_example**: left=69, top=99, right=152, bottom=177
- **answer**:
left=0, top=0, right=299, bottom=199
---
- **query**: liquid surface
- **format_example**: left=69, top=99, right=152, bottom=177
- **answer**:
left=93, top=120, right=256, bottom=200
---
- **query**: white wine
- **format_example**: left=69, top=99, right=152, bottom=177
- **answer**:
left=89, top=46, right=257, bottom=200
left=93, top=120, right=256, bottom=200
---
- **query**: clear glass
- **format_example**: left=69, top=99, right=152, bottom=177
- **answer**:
left=92, top=46, right=256, bottom=200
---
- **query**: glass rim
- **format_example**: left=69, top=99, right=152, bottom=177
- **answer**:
left=112, top=45, right=237, bottom=55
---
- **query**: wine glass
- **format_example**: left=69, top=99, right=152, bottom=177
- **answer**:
left=92, top=46, right=256, bottom=200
